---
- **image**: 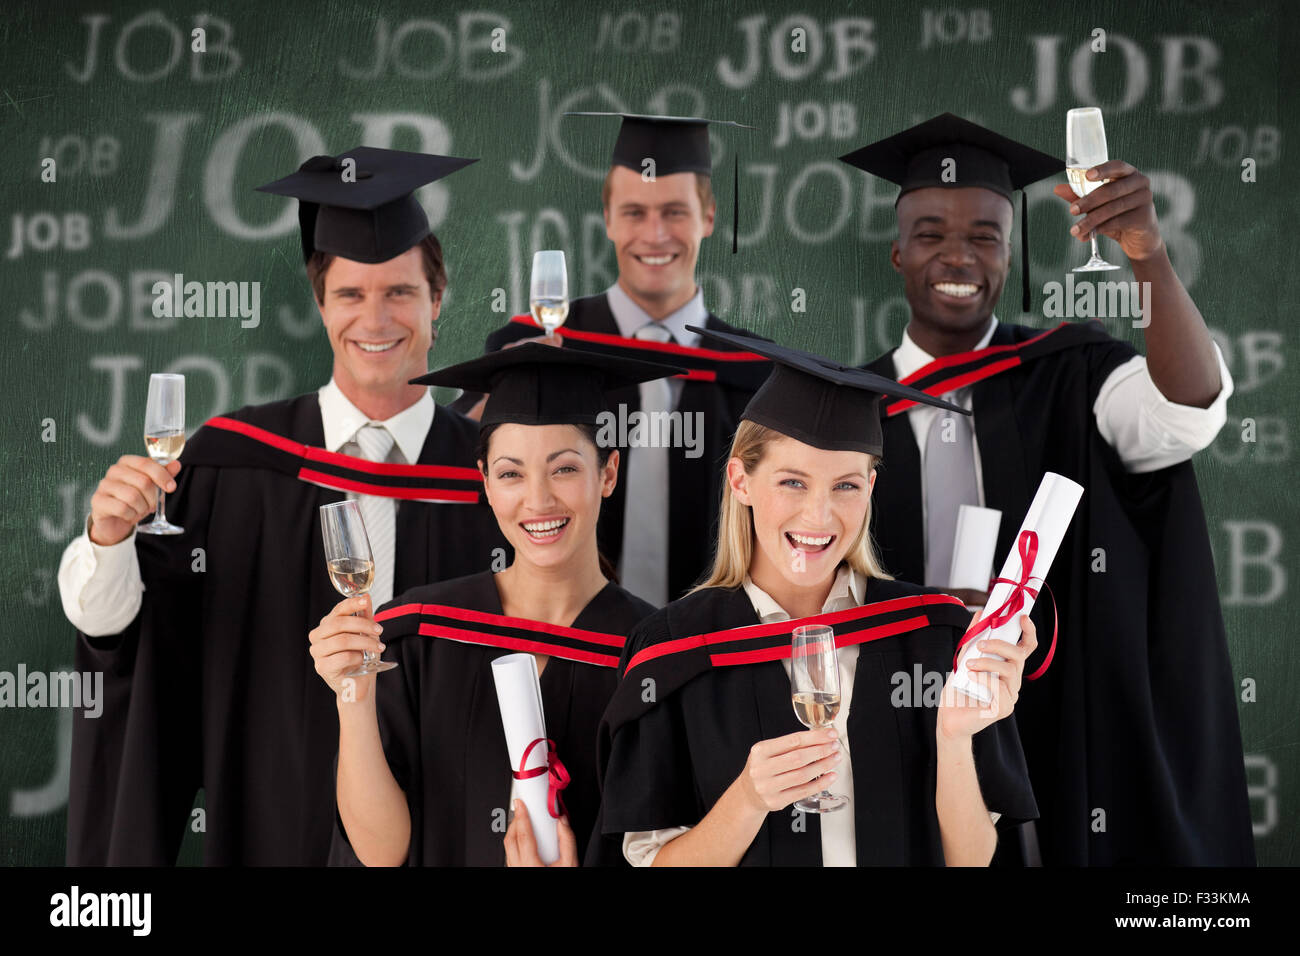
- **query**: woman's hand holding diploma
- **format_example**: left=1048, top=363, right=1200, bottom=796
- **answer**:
left=935, top=613, right=1037, bottom=866
left=504, top=800, right=578, bottom=867
left=939, top=613, right=1037, bottom=738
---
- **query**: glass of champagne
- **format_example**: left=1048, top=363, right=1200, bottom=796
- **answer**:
left=1066, top=106, right=1120, bottom=272
left=320, top=500, right=397, bottom=676
left=790, top=624, right=848, bottom=813
left=139, top=373, right=186, bottom=535
left=529, top=250, right=569, bottom=336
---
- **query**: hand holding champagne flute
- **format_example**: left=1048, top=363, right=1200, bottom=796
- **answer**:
left=320, top=500, right=396, bottom=677
left=1065, top=107, right=1120, bottom=272
left=529, top=250, right=569, bottom=335
left=790, top=624, right=848, bottom=813
left=138, top=373, right=186, bottom=535
left=463, top=251, right=568, bottom=421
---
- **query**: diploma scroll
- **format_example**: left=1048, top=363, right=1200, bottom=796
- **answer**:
left=491, top=653, right=560, bottom=864
left=951, top=473, right=1083, bottom=705
left=948, top=504, right=1002, bottom=598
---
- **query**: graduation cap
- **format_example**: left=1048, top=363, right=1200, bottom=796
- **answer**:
left=410, top=343, right=685, bottom=427
left=839, top=113, right=1063, bottom=313
left=565, top=112, right=755, bottom=253
left=685, top=325, right=969, bottom=457
left=257, top=146, right=478, bottom=264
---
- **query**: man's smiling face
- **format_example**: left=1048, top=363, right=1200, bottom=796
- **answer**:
left=604, top=165, right=715, bottom=313
left=891, top=186, right=1012, bottom=339
left=317, top=246, right=440, bottom=395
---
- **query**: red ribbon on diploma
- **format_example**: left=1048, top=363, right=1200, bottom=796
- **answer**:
left=952, top=530, right=1059, bottom=682
left=512, top=738, right=570, bottom=819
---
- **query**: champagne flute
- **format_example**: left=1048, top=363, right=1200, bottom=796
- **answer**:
left=529, top=250, right=569, bottom=335
left=790, top=624, right=848, bottom=813
left=320, top=500, right=397, bottom=676
left=139, top=373, right=185, bottom=535
left=1065, top=107, right=1120, bottom=272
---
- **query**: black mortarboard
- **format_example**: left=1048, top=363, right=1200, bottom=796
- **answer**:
left=410, top=343, right=685, bottom=427
left=839, top=113, right=1063, bottom=313
left=256, top=146, right=477, bottom=264
left=686, top=326, right=969, bottom=457
left=565, top=112, right=755, bottom=253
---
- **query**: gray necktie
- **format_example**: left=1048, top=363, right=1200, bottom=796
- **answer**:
left=923, top=393, right=979, bottom=588
left=619, top=322, right=673, bottom=606
left=352, top=424, right=397, bottom=607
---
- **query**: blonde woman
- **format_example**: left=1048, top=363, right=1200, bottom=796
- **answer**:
left=598, top=329, right=1039, bottom=866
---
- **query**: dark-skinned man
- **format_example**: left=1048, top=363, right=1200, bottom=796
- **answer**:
left=57, top=148, right=505, bottom=865
left=455, top=113, right=769, bottom=607
left=840, top=113, right=1252, bottom=866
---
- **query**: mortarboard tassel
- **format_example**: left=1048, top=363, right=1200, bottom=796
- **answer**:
left=1021, top=190, right=1031, bottom=314
left=732, top=152, right=739, bottom=254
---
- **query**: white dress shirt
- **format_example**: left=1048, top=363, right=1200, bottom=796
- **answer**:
left=623, top=565, right=867, bottom=867
left=605, top=281, right=707, bottom=605
left=892, top=317, right=1234, bottom=537
left=316, top=378, right=433, bottom=477
left=57, top=379, right=434, bottom=636
left=605, top=280, right=706, bottom=407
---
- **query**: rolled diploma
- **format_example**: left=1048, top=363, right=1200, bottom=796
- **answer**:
left=491, top=652, right=559, bottom=864
left=951, top=472, right=1083, bottom=704
left=948, top=505, right=1002, bottom=596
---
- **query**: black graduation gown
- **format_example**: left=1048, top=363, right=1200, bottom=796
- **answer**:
left=328, top=571, right=655, bottom=866
left=452, top=293, right=768, bottom=600
left=864, top=320, right=1255, bottom=866
left=67, top=394, right=507, bottom=866
left=597, top=577, right=1039, bottom=866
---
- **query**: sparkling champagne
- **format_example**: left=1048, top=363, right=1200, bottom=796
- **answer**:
left=531, top=297, right=569, bottom=333
left=792, top=691, right=841, bottom=728
left=145, top=430, right=186, bottom=463
left=328, top=557, right=374, bottom=597
left=1065, top=166, right=1109, bottom=198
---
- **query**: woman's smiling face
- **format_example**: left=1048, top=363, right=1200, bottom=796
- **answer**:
left=481, top=423, right=617, bottom=572
left=728, top=434, right=876, bottom=591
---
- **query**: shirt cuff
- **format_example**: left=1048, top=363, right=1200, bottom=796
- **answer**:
left=623, top=826, right=691, bottom=867
left=1094, top=342, right=1234, bottom=473
left=57, top=514, right=145, bottom=636
left=86, top=514, right=139, bottom=558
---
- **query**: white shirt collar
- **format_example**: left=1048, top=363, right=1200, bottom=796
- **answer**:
left=605, top=281, right=707, bottom=348
left=741, top=564, right=864, bottom=623
left=893, top=316, right=999, bottom=381
left=317, top=377, right=434, bottom=464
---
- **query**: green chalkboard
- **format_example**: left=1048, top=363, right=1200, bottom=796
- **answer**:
left=1, top=0, right=1294, bottom=866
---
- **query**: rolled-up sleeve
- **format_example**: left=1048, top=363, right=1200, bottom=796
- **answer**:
left=623, top=826, right=692, bottom=867
left=58, top=516, right=145, bottom=636
left=1093, top=343, right=1233, bottom=473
